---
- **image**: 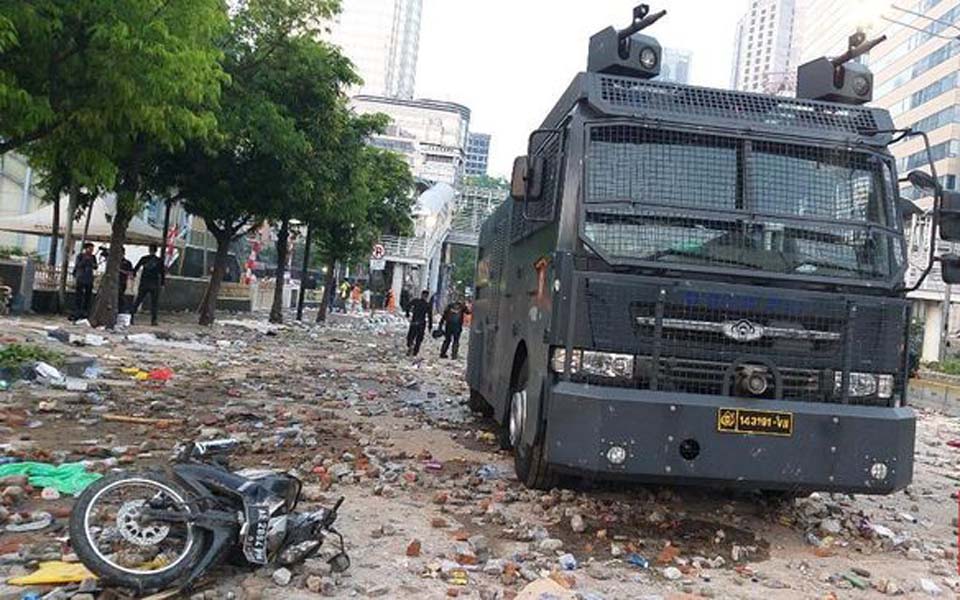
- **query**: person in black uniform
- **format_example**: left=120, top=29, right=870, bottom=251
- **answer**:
left=132, top=244, right=165, bottom=326
left=73, top=242, right=97, bottom=320
left=406, top=290, right=432, bottom=357
left=439, top=298, right=471, bottom=360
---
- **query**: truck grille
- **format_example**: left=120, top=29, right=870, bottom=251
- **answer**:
left=579, top=279, right=906, bottom=407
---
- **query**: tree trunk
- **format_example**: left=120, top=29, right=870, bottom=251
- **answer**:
left=269, top=217, right=290, bottom=324
left=89, top=198, right=134, bottom=328
left=316, top=260, right=336, bottom=323
left=57, top=186, right=79, bottom=312
left=80, top=201, right=93, bottom=245
left=198, top=232, right=231, bottom=326
left=49, top=194, right=60, bottom=267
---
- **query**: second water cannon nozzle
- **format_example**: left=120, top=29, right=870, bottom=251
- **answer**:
left=618, top=4, right=668, bottom=41
left=588, top=4, right=666, bottom=79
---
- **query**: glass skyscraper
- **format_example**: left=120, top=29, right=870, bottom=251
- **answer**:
left=327, top=0, right=423, bottom=99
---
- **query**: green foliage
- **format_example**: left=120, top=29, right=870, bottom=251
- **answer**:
left=1, top=0, right=228, bottom=189
left=465, top=174, right=509, bottom=190
left=0, top=343, right=63, bottom=370
left=931, top=358, right=960, bottom=375
left=450, top=246, right=478, bottom=294
left=311, top=117, right=416, bottom=269
left=0, top=246, right=40, bottom=262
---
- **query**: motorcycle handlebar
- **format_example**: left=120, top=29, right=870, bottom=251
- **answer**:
left=322, top=497, right=345, bottom=529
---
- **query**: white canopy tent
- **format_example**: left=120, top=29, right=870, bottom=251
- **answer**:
left=0, top=197, right=164, bottom=245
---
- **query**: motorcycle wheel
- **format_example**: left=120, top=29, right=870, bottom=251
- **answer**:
left=69, top=471, right=205, bottom=593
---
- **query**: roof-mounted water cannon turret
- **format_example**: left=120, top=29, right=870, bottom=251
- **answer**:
left=588, top=4, right=666, bottom=79
left=797, top=31, right=887, bottom=105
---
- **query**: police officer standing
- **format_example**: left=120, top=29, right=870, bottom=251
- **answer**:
left=132, top=244, right=165, bottom=326
left=406, top=290, right=432, bottom=357
left=439, top=297, right=471, bottom=360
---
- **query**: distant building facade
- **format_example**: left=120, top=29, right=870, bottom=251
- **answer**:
left=327, top=0, right=423, bottom=99
left=730, top=0, right=799, bottom=94
left=465, top=133, right=491, bottom=177
left=352, top=96, right=471, bottom=186
left=0, top=153, right=46, bottom=256
left=658, top=48, right=692, bottom=84
left=796, top=0, right=960, bottom=361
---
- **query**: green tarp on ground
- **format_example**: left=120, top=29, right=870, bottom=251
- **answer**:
left=0, top=462, right=101, bottom=495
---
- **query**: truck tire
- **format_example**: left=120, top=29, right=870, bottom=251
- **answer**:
left=505, top=358, right=558, bottom=490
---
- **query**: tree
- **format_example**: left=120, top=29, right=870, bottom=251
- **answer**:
left=257, top=41, right=360, bottom=324
left=312, top=122, right=415, bottom=323
left=156, top=0, right=343, bottom=326
left=1, top=1, right=228, bottom=326
left=80, top=1, right=227, bottom=328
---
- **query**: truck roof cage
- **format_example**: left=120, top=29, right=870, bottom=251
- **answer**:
left=539, top=73, right=893, bottom=145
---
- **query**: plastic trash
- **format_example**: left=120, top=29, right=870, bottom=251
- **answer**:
left=5, top=511, right=52, bottom=532
left=0, top=380, right=7, bottom=391
left=148, top=367, right=174, bottom=381
left=558, top=553, right=578, bottom=570
left=116, top=313, right=132, bottom=329
left=475, top=464, right=506, bottom=480
left=34, top=361, right=64, bottom=381
left=82, top=334, right=108, bottom=347
left=626, top=553, right=649, bottom=568
left=920, top=578, right=942, bottom=595
left=7, top=561, right=96, bottom=585
left=66, top=378, right=89, bottom=392
left=0, top=461, right=101, bottom=495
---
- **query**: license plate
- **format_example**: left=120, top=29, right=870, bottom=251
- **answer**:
left=717, top=408, right=793, bottom=437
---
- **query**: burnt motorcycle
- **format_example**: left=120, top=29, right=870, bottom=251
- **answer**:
left=68, top=439, right=349, bottom=594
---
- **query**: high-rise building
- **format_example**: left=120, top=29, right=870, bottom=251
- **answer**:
left=465, top=133, right=491, bottom=177
left=658, top=48, right=692, bottom=84
left=796, top=0, right=960, bottom=360
left=352, top=96, right=471, bottom=186
left=327, top=0, right=423, bottom=99
left=730, top=0, right=799, bottom=94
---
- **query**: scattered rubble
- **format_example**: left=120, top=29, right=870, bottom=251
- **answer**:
left=1, top=311, right=958, bottom=599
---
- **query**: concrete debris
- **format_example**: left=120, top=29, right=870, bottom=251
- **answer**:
left=0, top=312, right=956, bottom=599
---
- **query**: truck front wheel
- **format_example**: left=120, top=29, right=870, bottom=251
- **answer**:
left=504, top=360, right=557, bottom=490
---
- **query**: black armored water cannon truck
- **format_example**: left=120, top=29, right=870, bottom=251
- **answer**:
left=466, top=4, right=960, bottom=494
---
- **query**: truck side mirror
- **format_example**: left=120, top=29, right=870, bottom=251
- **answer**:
left=907, top=170, right=939, bottom=192
left=510, top=155, right=544, bottom=202
left=940, top=190, right=960, bottom=241
left=941, top=254, right=960, bottom=284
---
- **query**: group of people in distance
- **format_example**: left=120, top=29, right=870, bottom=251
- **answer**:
left=72, top=243, right=165, bottom=325
left=405, top=290, right=471, bottom=360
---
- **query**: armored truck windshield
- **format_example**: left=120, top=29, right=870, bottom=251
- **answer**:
left=582, top=125, right=903, bottom=282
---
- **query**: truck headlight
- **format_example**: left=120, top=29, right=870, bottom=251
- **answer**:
left=834, top=372, right=894, bottom=399
left=550, top=348, right=634, bottom=379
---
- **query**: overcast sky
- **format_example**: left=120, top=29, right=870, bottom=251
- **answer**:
left=416, top=0, right=749, bottom=177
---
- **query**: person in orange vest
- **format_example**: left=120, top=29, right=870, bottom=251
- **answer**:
left=350, top=283, right=362, bottom=314
left=385, top=289, right=396, bottom=313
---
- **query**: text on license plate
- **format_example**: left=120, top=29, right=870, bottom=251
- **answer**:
left=717, top=408, right=793, bottom=437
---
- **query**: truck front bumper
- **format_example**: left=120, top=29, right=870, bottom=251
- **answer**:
left=544, top=381, right=915, bottom=494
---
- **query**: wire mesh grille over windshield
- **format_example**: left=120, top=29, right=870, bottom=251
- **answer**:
left=582, top=125, right=901, bottom=280
left=597, top=76, right=878, bottom=134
